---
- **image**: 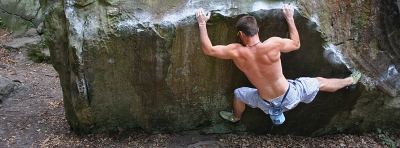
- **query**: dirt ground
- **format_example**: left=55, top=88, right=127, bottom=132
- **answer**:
left=0, top=30, right=399, bottom=147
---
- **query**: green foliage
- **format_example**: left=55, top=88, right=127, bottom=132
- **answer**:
left=29, top=22, right=35, bottom=27
left=377, top=128, right=396, bottom=148
left=41, top=40, right=48, bottom=48
left=27, top=40, right=51, bottom=63
left=0, top=17, right=6, bottom=28
left=28, top=47, right=51, bottom=63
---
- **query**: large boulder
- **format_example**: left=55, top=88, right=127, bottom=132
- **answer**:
left=0, top=76, right=27, bottom=103
left=0, top=0, right=44, bottom=37
left=0, top=77, right=17, bottom=103
left=298, top=0, right=400, bottom=135
left=42, top=0, right=400, bottom=136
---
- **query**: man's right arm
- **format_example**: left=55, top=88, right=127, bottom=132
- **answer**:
left=279, top=4, right=300, bottom=53
left=196, top=8, right=239, bottom=59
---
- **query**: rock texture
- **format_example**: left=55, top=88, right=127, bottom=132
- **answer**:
left=41, top=0, right=400, bottom=136
left=0, top=77, right=17, bottom=102
left=0, top=0, right=44, bottom=37
left=298, top=0, right=400, bottom=135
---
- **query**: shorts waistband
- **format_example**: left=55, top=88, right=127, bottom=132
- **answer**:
left=262, top=93, right=284, bottom=103
left=262, top=86, right=290, bottom=103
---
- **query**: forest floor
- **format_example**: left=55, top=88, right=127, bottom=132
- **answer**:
left=0, top=29, right=399, bottom=147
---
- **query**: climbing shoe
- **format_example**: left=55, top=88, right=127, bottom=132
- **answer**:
left=347, top=70, right=362, bottom=91
left=219, top=110, right=241, bottom=125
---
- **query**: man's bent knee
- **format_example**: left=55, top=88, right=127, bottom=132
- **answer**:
left=315, top=77, right=326, bottom=90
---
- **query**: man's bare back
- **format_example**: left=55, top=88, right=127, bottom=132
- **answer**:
left=230, top=38, right=290, bottom=101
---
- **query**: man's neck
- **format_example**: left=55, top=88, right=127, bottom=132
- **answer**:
left=242, top=34, right=261, bottom=47
left=245, top=37, right=261, bottom=47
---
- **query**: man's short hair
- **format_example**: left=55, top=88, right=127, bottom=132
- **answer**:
left=236, top=15, right=258, bottom=37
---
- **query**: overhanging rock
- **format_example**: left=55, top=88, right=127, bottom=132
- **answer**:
left=43, top=0, right=400, bottom=136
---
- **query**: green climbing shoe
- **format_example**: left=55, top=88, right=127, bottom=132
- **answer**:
left=219, top=111, right=241, bottom=125
left=347, top=70, right=362, bottom=91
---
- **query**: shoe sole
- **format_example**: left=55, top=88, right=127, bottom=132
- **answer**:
left=348, top=71, right=362, bottom=91
left=219, top=111, right=241, bottom=125
left=351, top=71, right=362, bottom=85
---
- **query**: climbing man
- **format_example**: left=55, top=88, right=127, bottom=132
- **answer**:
left=195, top=4, right=361, bottom=126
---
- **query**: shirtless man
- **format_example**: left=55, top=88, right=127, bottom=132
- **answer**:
left=195, top=4, right=361, bottom=125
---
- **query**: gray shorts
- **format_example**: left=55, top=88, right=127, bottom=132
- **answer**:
left=234, top=77, right=320, bottom=114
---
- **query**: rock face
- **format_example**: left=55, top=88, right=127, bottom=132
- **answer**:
left=0, top=76, right=28, bottom=103
left=0, top=77, right=17, bottom=103
left=0, top=0, right=44, bottom=37
left=42, top=0, right=400, bottom=136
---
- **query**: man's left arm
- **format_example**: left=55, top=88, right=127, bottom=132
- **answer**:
left=280, top=4, right=300, bottom=53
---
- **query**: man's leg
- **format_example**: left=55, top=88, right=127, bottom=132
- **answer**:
left=316, top=70, right=362, bottom=92
left=316, top=77, right=353, bottom=92
left=219, top=96, right=245, bottom=124
left=233, top=96, right=245, bottom=121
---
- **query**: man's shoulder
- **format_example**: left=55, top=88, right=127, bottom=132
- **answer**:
left=264, top=37, right=282, bottom=42
left=260, top=37, right=282, bottom=49
left=227, top=43, right=244, bottom=48
left=226, top=43, right=246, bottom=52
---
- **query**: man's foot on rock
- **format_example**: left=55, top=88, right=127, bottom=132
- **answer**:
left=347, top=70, right=362, bottom=91
left=219, top=110, right=241, bottom=125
